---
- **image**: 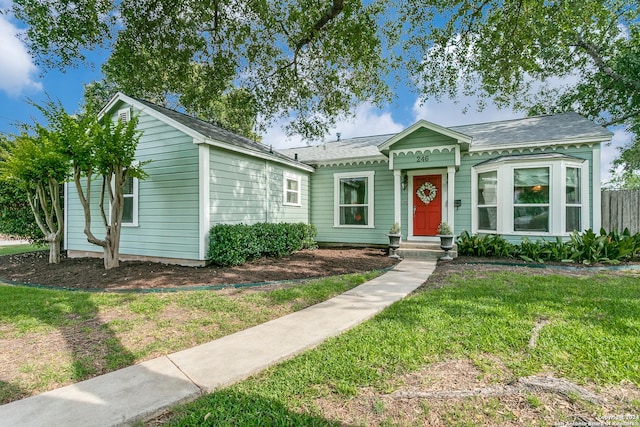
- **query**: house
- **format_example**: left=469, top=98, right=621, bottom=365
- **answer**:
left=64, top=93, right=613, bottom=265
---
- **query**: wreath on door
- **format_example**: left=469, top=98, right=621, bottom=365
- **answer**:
left=416, top=182, right=437, bottom=205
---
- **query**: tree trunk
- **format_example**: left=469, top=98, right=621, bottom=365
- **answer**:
left=48, top=237, right=61, bottom=264
left=102, top=230, right=120, bottom=270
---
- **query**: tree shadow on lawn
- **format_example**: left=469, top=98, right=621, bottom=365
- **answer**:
left=0, top=284, right=135, bottom=403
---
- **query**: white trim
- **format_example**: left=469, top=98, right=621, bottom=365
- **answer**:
left=283, top=172, right=302, bottom=207
left=99, top=92, right=313, bottom=173
left=592, top=146, right=601, bottom=231
left=333, top=171, right=375, bottom=228
left=312, top=157, right=388, bottom=168
left=447, top=166, right=455, bottom=231
left=379, top=119, right=472, bottom=151
left=63, top=182, right=68, bottom=250
left=467, top=139, right=606, bottom=154
left=472, top=157, right=590, bottom=236
left=199, top=144, right=210, bottom=261
left=120, top=176, right=139, bottom=227
left=407, top=168, right=447, bottom=241
left=201, top=138, right=315, bottom=173
left=393, top=170, right=401, bottom=230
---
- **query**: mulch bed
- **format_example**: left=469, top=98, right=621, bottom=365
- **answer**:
left=0, top=247, right=400, bottom=291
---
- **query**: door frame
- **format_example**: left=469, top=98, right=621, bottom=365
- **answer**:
left=407, top=169, right=448, bottom=241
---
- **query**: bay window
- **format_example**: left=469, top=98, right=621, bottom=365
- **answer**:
left=473, top=155, right=588, bottom=235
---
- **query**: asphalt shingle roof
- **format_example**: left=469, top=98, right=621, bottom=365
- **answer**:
left=134, top=98, right=307, bottom=168
left=281, top=112, right=612, bottom=163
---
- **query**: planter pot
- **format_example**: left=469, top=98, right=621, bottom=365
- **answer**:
left=438, top=234, right=454, bottom=261
left=387, top=233, right=402, bottom=259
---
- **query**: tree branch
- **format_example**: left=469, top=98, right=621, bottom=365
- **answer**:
left=574, top=33, right=640, bottom=92
left=603, top=110, right=640, bottom=127
left=294, top=0, right=344, bottom=51
left=74, top=167, right=106, bottom=248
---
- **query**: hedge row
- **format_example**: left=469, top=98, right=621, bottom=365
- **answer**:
left=207, top=222, right=317, bottom=266
left=457, top=228, right=640, bottom=265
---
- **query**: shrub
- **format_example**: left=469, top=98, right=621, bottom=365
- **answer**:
left=207, top=223, right=317, bottom=266
left=457, top=229, right=640, bottom=265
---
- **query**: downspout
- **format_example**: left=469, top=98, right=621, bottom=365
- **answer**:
left=265, top=159, right=270, bottom=223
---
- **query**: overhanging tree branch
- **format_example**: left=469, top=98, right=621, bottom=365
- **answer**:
left=294, top=0, right=344, bottom=51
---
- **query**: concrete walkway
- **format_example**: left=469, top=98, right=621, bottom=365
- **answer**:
left=0, top=259, right=437, bottom=427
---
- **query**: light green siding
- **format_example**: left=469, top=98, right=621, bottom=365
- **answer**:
left=387, top=127, right=458, bottom=150
left=310, top=161, right=393, bottom=245
left=209, top=148, right=310, bottom=226
left=66, top=101, right=201, bottom=260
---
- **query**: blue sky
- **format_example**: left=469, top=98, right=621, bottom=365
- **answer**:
left=0, top=1, right=630, bottom=182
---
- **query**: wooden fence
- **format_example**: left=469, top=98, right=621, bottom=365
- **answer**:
left=601, top=190, right=640, bottom=234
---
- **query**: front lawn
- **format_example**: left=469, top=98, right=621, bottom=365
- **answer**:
left=156, top=269, right=640, bottom=426
left=0, top=243, right=46, bottom=256
left=0, top=271, right=380, bottom=404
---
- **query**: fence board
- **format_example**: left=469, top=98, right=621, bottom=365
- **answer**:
left=601, top=190, right=640, bottom=233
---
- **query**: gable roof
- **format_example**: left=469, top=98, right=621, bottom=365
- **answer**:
left=378, top=119, right=472, bottom=151
left=100, top=93, right=314, bottom=172
left=281, top=112, right=613, bottom=164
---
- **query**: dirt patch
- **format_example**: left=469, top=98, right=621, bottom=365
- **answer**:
left=0, top=247, right=399, bottom=291
left=313, top=358, right=640, bottom=427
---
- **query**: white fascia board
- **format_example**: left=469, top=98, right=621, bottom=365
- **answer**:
left=469, top=136, right=613, bottom=153
left=200, top=138, right=315, bottom=173
left=98, top=92, right=207, bottom=143
left=378, top=119, right=472, bottom=151
left=310, top=155, right=389, bottom=167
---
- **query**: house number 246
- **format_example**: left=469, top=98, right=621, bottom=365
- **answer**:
left=416, top=155, right=430, bottom=163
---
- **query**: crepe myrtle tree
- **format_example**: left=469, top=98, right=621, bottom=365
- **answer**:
left=0, top=128, right=67, bottom=263
left=38, top=100, right=147, bottom=269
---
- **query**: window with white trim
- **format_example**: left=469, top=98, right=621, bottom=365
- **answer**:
left=513, top=167, right=550, bottom=232
left=121, top=176, right=138, bottom=225
left=334, top=171, right=375, bottom=227
left=565, top=167, right=581, bottom=232
left=477, top=170, right=497, bottom=231
left=283, top=173, right=301, bottom=206
left=473, top=157, right=588, bottom=235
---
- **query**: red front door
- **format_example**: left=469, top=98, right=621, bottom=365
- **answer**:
left=413, top=175, right=442, bottom=236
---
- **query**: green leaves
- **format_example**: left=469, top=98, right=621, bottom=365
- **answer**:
left=457, top=229, right=640, bottom=265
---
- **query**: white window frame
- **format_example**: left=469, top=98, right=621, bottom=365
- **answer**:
left=476, top=170, right=498, bottom=232
left=283, top=172, right=302, bottom=207
left=121, top=175, right=139, bottom=227
left=472, top=158, right=589, bottom=236
left=512, top=166, right=551, bottom=233
left=110, top=174, right=139, bottom=227
left=334, top=171, right=375, bottom=228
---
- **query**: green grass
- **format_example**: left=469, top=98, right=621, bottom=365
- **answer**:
left=160, top=271, right=640, bottom=426
left=0, top=271, right=379, bottom=403
left=0, top=243, right=47, bottom=256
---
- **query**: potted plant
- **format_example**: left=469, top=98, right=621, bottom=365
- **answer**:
left=437, top=222, right=454, bottom=260
left=387, top=223, right=402, bottom=258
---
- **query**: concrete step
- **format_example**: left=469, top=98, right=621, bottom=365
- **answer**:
left=395, top=241, right=457, bottom=260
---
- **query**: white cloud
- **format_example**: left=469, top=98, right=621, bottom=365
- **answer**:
left=411, top=96, right=521, bottom=127
left=264, top=103, right=405, bottom=149
left=0, top=13, right=42, bottom=97
left=601, top=127, right=633, bottom=183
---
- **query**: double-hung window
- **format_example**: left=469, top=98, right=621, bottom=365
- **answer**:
left=283, top=173, right=301, bottom=206
left=477, top=171, right=498, bottom=231
left=565, top=167, right=581, bottom=232
left=334, top=171, right=375, bottom=227
left=122, top=176, right=138, bottom=225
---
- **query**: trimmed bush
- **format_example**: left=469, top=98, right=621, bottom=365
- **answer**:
left=207, top=223, right=317, bottom=266
left=457, top=228, right=640, bottom=265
